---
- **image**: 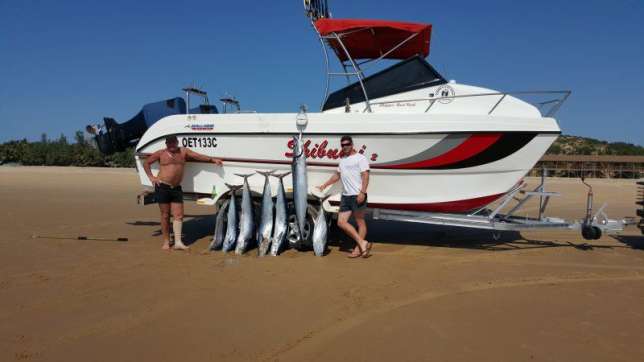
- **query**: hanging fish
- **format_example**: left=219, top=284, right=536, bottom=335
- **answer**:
left=235, top=173, right=255, bottom=255
left=209, top=198, right=230, bottom=251
left=270, top=172, right=291, bottom=256
left=256, top=170, right=275, bottom=256
left=222, top=185, right=241, bottom=253
left=291, top=134, right=308, bottom=242
left=312, top=196, right=330, bottom=257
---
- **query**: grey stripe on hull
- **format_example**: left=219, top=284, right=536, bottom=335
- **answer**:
left=374, top=134, right=470, bottom=166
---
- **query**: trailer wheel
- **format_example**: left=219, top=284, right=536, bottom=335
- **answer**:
left=286, top=210, right=314, bottom=251
left=581, top=225, right=594, bottom=241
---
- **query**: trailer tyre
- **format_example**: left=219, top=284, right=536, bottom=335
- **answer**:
left=591, top=226, right=602, bottom=240
left=581, top=226, right=594, bottom=241
left=286, top=210, right=314, bottom=251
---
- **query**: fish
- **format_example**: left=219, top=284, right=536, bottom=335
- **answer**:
left=209, top=198, right=230, bottom=251
left=291, top=134, right=309, bottom=243
left=235, top=173, right=255, bottom=255
left=222, top=184, right=241, bottom=253
left=270, top=172, right=291, bottom=256
left=312, top=196, right=330, bottom=257
left=256, top=170, right=275, bottom=256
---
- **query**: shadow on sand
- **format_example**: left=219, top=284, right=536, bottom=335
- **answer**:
left=330, top=219, right=640, bottom=252
left=612, top=235, right=644, bottom=250
left=128, top=214, right=643, bottom=252
left=129, top=214, right=216, bottom=246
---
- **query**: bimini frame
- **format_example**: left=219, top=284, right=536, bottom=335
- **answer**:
left=305, top=1, right=425, bottom=112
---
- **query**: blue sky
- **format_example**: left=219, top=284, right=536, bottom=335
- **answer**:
left=1, top=0, right=643, bottom=145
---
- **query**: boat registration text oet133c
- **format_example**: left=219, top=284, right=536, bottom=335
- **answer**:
left=181, top=137, right=218, bottom=148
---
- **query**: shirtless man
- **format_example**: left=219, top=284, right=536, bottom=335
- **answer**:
left=143, top=135, right=223, bottom=250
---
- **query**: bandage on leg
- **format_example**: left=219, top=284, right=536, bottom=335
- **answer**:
left=172, top=219, right=188, bottom=249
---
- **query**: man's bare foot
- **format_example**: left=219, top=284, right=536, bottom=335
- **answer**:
left=173, top=242, right=190, bottom=251
left=162, top=241, right=171, bottom=250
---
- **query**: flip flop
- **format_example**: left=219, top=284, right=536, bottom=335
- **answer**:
left=348, top=244, right=364, bottom=258
left=361, top=242, right=372, bottom=258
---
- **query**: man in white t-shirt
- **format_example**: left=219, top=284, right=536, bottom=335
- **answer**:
left=317, top=136, right=372, bottom=258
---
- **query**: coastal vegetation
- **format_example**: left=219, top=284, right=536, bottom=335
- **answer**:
left=547, top=135, right=644, bottom=156
left=0, top=132, right=134, bottom=167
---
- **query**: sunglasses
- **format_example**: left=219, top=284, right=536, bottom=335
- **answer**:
left=341, top=143, right=352, bottom=147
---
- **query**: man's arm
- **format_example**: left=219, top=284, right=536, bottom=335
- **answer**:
left=143, top=150, right=162, bottom=185
left=357, top=170, right=370, bottom=203
left=317, top=171, right=341, bottom=191
left=185, top=148, right=223, bottom=166
left=360, top=170, right=370, bottom=194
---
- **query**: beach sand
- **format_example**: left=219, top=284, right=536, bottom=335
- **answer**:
left=1, top=166, right=643, bottom=361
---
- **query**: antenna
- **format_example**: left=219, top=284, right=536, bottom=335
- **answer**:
left=304, top=0, right=330, bottom=21
left=220, top=92, right=241, bottom=113
left=182, top=84, right=210, bottom=115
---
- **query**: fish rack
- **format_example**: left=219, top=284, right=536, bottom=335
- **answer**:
left=372, top=171, right=627, bottom=240
left=638, top=180, right=644, bottom=235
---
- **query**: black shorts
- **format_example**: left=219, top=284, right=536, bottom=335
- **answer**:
left=339, top=194, right=367, bottom=213
left=155, top=183, right=183, bottom=204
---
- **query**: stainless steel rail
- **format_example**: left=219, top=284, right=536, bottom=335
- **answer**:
left=363, top=90, right=571, bottom=117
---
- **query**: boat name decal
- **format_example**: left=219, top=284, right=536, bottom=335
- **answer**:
left=285, top=139, right=378, bottom=162
left=181, top=136, right=218, bottom=148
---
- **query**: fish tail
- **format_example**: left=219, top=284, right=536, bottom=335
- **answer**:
left=256, top=170, right=276, bottom=177
left=234, top=173, right=255, bottom=180
left=272, top=171, right=292, bottom=179
left=225, top=183, right=243, bottom=191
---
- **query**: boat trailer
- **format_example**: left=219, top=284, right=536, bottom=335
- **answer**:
left=371, top=171, right=628, bottom=241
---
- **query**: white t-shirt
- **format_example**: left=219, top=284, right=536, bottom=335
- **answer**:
left=337, top=153, right=370, bottom=196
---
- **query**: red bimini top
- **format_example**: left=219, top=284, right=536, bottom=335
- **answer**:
left=314, top=18, right=432, bottom=61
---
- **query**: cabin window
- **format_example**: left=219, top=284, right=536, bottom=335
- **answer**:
left=322, top=56, right=447, bottom=111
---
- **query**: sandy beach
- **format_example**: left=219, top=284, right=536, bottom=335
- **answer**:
left=1, top=166, right=643, bottom=362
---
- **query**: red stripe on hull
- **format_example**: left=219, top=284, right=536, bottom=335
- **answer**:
left=386, top=133, right=502, bottom=169
left=332, top=193, right=504, bottom=213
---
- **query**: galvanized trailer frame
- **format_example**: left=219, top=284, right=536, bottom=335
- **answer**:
left=371, top=171, right=627, bottom=241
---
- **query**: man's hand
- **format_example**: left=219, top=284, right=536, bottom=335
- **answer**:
left=318, top=172, right=339, bottom=192
left=211, top=157, right=223, bottom=166
left=150, top=176, right=161, bottom=186
left=357, top=192, right=366, bottom=204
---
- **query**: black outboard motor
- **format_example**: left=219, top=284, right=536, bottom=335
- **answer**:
left=93, top=97, right=187, bottom=155
left=91, top=87, right=220, bottom=155
left=92, top=98, right=220, bottom=155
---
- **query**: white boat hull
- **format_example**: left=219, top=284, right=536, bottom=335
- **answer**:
left=135, top=112, right=560, bottom=213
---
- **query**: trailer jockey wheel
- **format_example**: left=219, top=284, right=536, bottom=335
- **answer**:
left=582, top=225, right=602, bottom=240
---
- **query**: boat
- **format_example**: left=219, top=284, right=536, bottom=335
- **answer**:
left=131, top=1, right=569, bottom=215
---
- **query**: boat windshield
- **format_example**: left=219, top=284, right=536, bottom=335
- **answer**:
left=322, top=56, right=447, bottom=111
